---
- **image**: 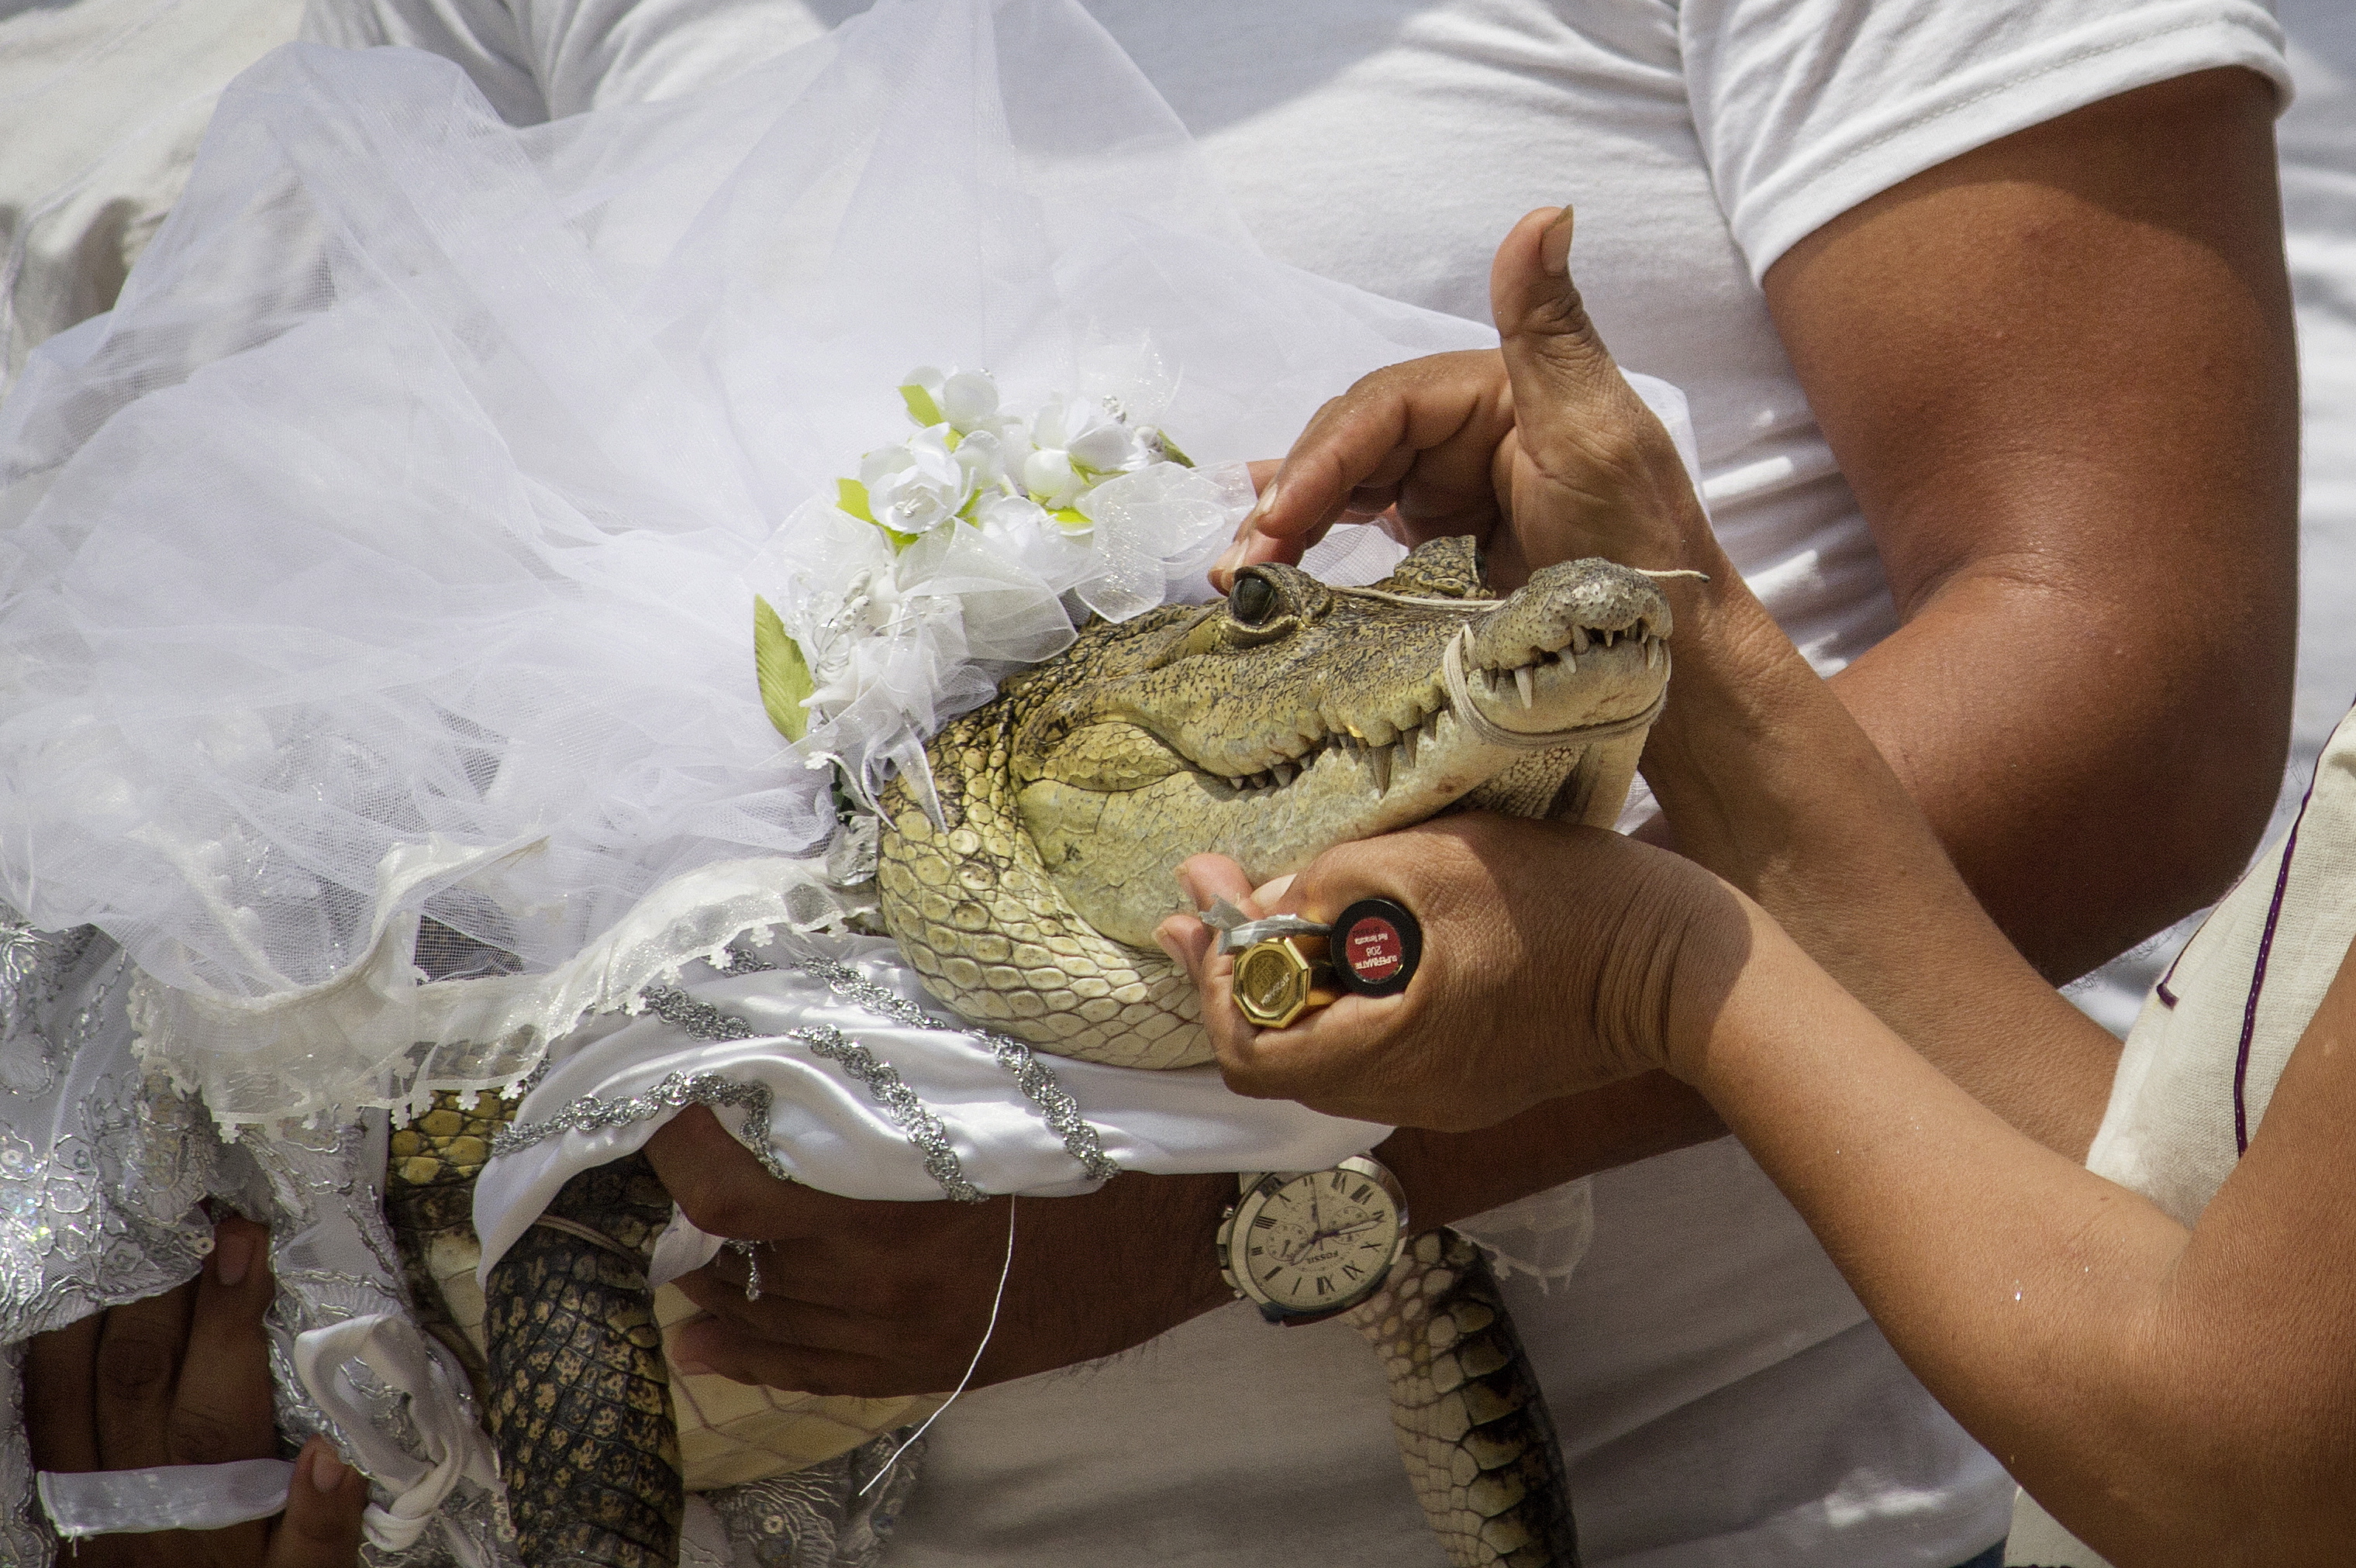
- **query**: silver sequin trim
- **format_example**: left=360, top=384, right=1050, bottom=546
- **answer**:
left=491, top=1000, right=982, bottom=1203
left=488, top=1068, right=790, bottom=1182
left=786, top=958, right=1118, bottom=1184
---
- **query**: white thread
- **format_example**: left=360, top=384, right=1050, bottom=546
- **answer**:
left=856, top=1196, right=1019, bottom=1497
left=1326, top=587, right=1502, bottom=609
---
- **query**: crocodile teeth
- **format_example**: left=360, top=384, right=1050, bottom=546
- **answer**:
left=1513, top=666, right=1535, bottom=708
left=1398, top=727, right=1417, bottom=768
left=1368, top=743, right=1392, bottom=796
left=1644, top=637, right=1660, bottom=670
left=1571, top=627, right=1591, bottom=655
left=1273, top=761, right=1296, bottom=786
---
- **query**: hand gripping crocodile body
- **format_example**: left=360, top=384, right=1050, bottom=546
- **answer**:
left=388, top=536, right=1672, bottom=1568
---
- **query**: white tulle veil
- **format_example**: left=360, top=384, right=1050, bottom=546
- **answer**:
left=0, top=0, right=1677, bottom=1125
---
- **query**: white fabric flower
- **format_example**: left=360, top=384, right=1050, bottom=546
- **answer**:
left=1021, top=392, right=1157, bottom=515
left=902, top=366, right=1023, bottom=441
left=860, top=427, right=976, bottom=536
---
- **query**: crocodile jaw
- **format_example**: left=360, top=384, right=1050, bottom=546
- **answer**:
left=1022, top=629, right=1664, bottom=948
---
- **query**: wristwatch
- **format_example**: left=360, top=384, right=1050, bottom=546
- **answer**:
left=1214, top=1155, right=1409, bottom=1323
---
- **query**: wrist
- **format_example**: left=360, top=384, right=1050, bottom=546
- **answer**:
left=1651, top=878, right=1769, bottom=1091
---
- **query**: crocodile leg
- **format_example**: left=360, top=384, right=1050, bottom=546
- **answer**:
left=483, top=1151, right=682, bottom=1568
left=1344, top=1229, right=1579, bottom=1568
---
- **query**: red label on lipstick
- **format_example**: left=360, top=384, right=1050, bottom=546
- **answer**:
left=1330, top=898, right=1421, bottom=998
left=1344, top=918, right=1404, bottom=982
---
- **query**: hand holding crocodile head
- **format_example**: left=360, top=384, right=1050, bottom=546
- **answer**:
left=874, top=536, right=1675, bottom=1070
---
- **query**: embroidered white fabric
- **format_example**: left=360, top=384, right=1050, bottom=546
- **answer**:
left=0, top=0, right=1695, bottom=1128
left=472, top=933, right=1391, bottom=1274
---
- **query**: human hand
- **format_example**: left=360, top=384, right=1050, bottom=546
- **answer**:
left=25, top=1215, right=369, bottom=1567
left=1215, top=205, right=1726, bottom=592
left=1154, top=815, right=1750, bottom=1131
left=644, top=1110, right=1235, bottom=1397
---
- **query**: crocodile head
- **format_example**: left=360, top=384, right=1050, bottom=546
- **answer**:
left=874, top=536, right=1672, bottom=1067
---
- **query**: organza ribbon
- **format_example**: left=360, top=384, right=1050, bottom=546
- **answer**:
left=291, top=1314, right=499, bottom=1563
left=36, top=1459, right=295, bottom=1536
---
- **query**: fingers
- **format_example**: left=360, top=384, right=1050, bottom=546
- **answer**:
left=171, top=1215, right=278, bottom=1467
left=93, top=1281, right=195, bottom=1473
left=1486, top=205, right=1718, bottom=583
left=1172, top=853, right=1259, bottom=915
left=645, top=1105, right=839, bottom=1240
left=266, top=1438, right=367, bottom=1568
left=667, top=1273, right=946, bottom=1397
left=26, top=1311, right=102, bottom=1473
left=1491, top=205, right=1625, bottom=419
left=1212, top=350, right=1513, bottom=591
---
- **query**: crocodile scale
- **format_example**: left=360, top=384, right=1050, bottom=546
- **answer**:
left=482, top=1152, right=682, bottom=1568
left=1345, top=1231, right=1579, bottom=1567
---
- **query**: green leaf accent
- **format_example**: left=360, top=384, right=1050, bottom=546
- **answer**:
left=899, top=383, right=945, bottom=428
left=752, top=595, right=815, bottom=742
left=1050, top=507, right=1093, bottom=533
left=1156, top=431, right=1195, bottom=468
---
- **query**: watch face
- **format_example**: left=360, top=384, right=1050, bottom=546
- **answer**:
left=1236, top=1167, right=1402, bottom=1312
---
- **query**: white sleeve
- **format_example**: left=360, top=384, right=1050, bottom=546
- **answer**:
left=297, top=0, right=548, bottom=125
left=1683, top=0, right=2293, bottom=281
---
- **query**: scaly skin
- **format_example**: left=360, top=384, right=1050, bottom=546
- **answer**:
left=483, top=1151, right=681, bottom=1568
left=1345, top=1232, right=1578, bottom=1568
left=385, top=1089, right=515, bottom=1401
left=878, top=537, right=1671, bottom=1064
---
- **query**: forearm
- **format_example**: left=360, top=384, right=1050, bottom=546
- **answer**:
left=1680, top=911, right=2356, bottom=1563
left=1677, top=908, right=2261, bottom=1553
left=1644, top=575, right=2118, bottom=1155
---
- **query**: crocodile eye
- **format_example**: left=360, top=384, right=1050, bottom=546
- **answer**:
left=1230, top=574, right=1278, bottom=626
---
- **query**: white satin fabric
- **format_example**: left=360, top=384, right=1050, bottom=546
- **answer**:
left=292, top=1315, right=501, bottom=1561
left=36, top=1459, right=295, bottom=1537
left=474, top=936, right=1392, bottom=1273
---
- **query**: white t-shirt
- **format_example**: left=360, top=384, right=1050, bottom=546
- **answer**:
left=280, top=1, right=2288, bottom=1563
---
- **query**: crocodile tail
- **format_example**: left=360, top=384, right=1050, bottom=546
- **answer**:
left=484, top=1151, right=683, bottom=1567
left=1344, top=1229, right=1581, bottom=1568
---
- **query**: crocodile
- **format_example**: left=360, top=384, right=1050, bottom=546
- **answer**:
left=390, top=535, right=1673, bottom=1568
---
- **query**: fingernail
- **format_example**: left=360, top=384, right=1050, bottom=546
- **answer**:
left=1249, top=477, right=1281, bottom=521
left=1254, top=874, right=1296, bottom=906
left=1153, top=928, right=1185, bottom=964
left=1541, top=205, right=1575, bottom=277
left=212, top=1230, right=253, bottom=1289
left=310, top=1446, right=347, bottom=1493
left=673, top=1354, right=716, bottom=1377
left=1212, top=539, right=1244, bottom=578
